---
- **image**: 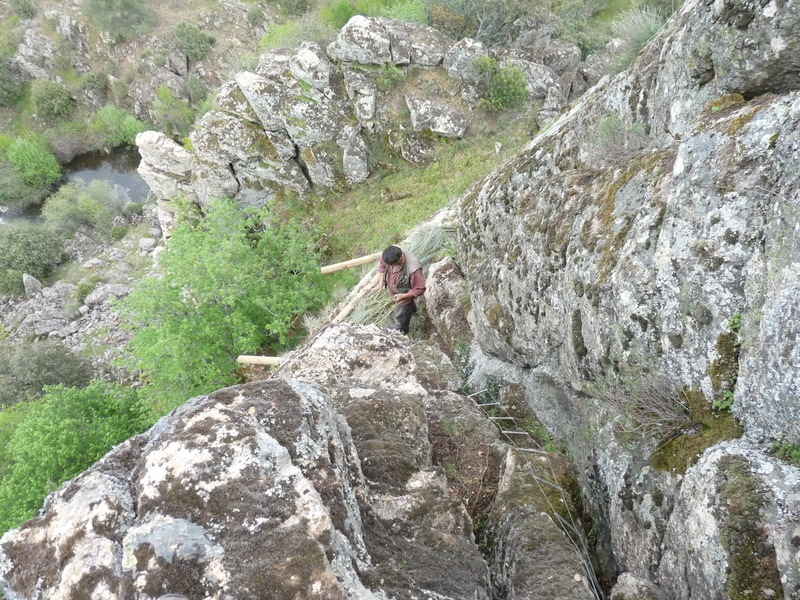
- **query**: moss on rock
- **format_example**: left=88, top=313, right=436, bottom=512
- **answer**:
left=715, top=455, right=784, bottom=600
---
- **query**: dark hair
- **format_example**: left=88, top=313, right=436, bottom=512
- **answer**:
left=382, top=245, right=403, bottom=265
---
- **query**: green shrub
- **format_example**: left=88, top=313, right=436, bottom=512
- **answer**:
left=76, top=277, right=102, bottom=303
left=0, top=223, right=63, bottom=295
left=247, top=5, right=266, bottom=26
left=0, top=66, right=24, bottom=107
left=186, top=74, right=209, bottom=106
left=10, top=0, right=36, bottom=19
left=321, top=0, right=384, bottom=27
left=119, top=198, right=328, bottom=412
left=90, top=105, right=148, bottom=147
left=174, top=23, right=216, bottom=61
left=281, top=0, right=311, bottom=16
left=110, top=224, right=127, bottom=240
left=473, top=56, right=528, bottom=111
left=0, top=382, right=154, bottom=533
left=41, top=179, right=128, bottom=238
left=81, top=72, right=108, bottom=95
left=0, top=340, right=93, bottom=407
left=82, top=0, right=156, bottom=43
left=153, top=85, right=195, bottom=137
left=0, top=158, right=51, bottom=209
left=30, top=80, right=74, bottom=123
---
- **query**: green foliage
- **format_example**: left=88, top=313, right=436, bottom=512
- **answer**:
left=0, top=223, right=63, bottom=295
left=82, top=0, right=156, bottom=43
left=81, top=72, right=108, bottom=95
left=0, top=66, right=24, bottom=107
left=472, top=56, right=528, bottom=111
left=153, top=85, right=195, bottom=137
left=41, top=179, right=129, bottom=238
left=90, top=105, right=148, bottom=147
left=769, top=441, right=800, bottom=468
left=281, top=0, right=311, bottom=16
left=186, top=74, right=209, bottom=106
left=376, top=63, right=405, bottom=91
left=10, top=0, right=36, bottom=19
left=247, top=5, right=266, bottom=25
left=0, top=157, right=51, bottom=209
left=174, top=23, right=216, bottom=61
left=0, top=340, right=93, bottom=407
left=76, top=277, right=102, bottom=304
left=0, top=382, right=154, bottom=533
left=607, top=6, right=664, bottom=73
left=30, top=80, right=74, bottom=123
left=119, top=199, right=328, bottom=412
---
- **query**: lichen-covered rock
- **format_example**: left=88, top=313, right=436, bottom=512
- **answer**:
left=443, top=38, right=487, bottom=82
left=610, top=573, right=667, bottom=600
left=456, top=0, right=800, bottom=595
left=136, top=131, right=196, bottom=205
left=327, top=15, right=393, bottom=65
left=425, top=257, right=473, bottom=355
left=406, top=96, right=468, bottom=138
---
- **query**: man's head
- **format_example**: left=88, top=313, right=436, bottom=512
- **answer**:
left=382, top=245, right=403, bottom=266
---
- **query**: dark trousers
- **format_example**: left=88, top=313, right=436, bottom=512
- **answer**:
left=390, top=301, right=417, bottom=334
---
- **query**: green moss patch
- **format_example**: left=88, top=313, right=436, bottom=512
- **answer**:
left=651, top=388, right=743, bottom=474
left=715, top=455, right=783, bottom=600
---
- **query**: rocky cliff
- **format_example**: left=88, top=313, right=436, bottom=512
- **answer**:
left=453, top=0, right=800, bottom=596
left=0, top=325, right=594, bottom=600
left=136, top=16, right=600, bottom=220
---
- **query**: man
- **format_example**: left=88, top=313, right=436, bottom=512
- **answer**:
left=373, top=245, right=426, bottom=334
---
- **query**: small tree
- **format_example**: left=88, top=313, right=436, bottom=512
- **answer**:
left=90, top=105, right=148, bottom=147
left=119, top=199, right=327, bottom=411
left=174, top=23, right=216, bottom=61
left=186, top=74, right=209, bottom=106
left=31, top=80, right=74, bottom=122
left=6, top=135, right=62, bottom=188
left=152, top=85, right=195, bottom=137
left=10, top=0, right=36, bottom=19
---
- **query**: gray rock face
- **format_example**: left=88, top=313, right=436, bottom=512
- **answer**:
left=457, top=0, right=800, bottom=596
left=137, top=17, right=600, bottom=209
left=0, top=324, right=589, bottom=599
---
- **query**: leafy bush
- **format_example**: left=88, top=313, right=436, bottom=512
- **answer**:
left=30, top=80, right=74, bottom=123
left=0, top=340, right=93, bottom=407
left=119, top=199, right=327, bottom=411
left=382, top=0, right=428, bottom=23
left=0, top=66, right=24, bottom=107
left=90, top=105, right=148, bottom=147
left=321, top=0, right=382, bottom=28
left=174, top=23, right=216, bottom=61
left=41, top=179, right=129, bottom=238
left=0, top=223, right=63, bottom=295
left=82, top=0, right=156, bottom=43
left=152, top=85, right=195, bottom=137
left=0, top=158, right=51, bottom=209
left=10, top=0, right=36, bottom=19
left=186, top=74, right=209, bottom=106
left=0, top=382, right=154, bottom=533
left=247, top=5, right=266, bottom=26
left=281, top=0, right=311, bottom=16
left=607, top=7, right=665, bottom=74
left=473, top=56, right=528, bottom=111
left=81, top=72, right=108, bottom=95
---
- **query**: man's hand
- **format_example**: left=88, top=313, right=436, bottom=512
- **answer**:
left=393, top=293, right=410, bottom=303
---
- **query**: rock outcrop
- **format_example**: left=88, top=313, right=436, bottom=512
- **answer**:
left=137, top=16, right=599, bottom=218
left=457, top=0, right=800, bottom=597
left=0, top=324, right=592, bottom=599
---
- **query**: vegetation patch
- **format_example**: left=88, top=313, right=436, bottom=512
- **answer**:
left=715, top=455, right=783, bottom=600
left=650, top=388, right=743, bottom=474
left=708, top=314, right=741, bottom=412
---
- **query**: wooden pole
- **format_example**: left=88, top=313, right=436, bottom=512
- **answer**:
left=236, top=355, right=283, bottom=365
left=320, top=252, right=381, bottom=274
